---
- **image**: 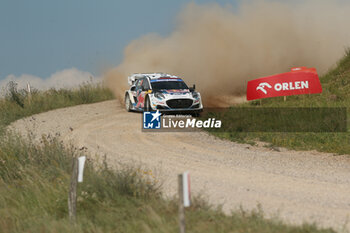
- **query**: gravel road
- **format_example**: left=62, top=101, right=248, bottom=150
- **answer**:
left=10, top=100, right=350, bottom=232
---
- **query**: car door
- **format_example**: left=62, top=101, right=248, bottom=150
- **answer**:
left=137, top=78, right=151, bottom=109
left=131, top=79, right=140, bottom=105
left=135, top=78, right=146, bottom=108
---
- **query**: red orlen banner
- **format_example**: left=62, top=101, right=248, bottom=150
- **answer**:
left=247, top=67, right=322, bottom=101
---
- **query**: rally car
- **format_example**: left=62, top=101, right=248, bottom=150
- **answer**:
left=124, top=73, right=203, bottom=115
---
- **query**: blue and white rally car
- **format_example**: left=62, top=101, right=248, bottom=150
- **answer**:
left=124, top=73, right=203, bottom=115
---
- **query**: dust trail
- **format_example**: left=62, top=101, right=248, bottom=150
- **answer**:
left=105, top=1, right=350, bottom=107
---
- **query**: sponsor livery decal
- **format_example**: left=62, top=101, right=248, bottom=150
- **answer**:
left=160, top=89, right=190, bottom=94
left=247, top=67, right=322, bottom=101
left=150, top=78, right=183, bottom=82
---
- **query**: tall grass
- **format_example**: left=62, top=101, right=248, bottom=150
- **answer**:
left=0, top=133, right=162, bottom=233
left=0, top=82, right=114, bottom=128
left=0, top=133, right=334, bottom=232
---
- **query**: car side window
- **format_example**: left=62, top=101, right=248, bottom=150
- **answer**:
left=135, top=79, right=142, bottom=91
left=142, top=78, right=150, bottom=90
left=132, top=80, right=139, bottom=91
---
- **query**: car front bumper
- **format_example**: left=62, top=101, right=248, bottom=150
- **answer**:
left=150, top=97, right=203, bottom=112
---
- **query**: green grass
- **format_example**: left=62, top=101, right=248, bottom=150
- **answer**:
left=208, top=50, right=350, bottom=155
left=0, top=134, right=334, bottom=233
left=0, top=83, right=335, bottom=232
left=0, top=82, right=114, bottom=129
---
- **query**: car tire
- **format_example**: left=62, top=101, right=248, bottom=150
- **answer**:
left=125, top=94, right=132, bottom=112
left=144, top=96, right=151, bottom=112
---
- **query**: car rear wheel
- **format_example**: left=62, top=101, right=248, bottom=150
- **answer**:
left=125, top=94, right=132, bottom=112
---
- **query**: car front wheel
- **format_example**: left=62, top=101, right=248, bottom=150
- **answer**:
left=144, top=96, right=151, bottom=112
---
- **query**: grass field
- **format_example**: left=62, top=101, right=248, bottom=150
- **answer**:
left=0, top=83, right=335, bottom=232
left=0, top=134, right=335, bottom=233
left=0, top=82, right=114, bottom=130
left=208, top=50, right=350, bottom=155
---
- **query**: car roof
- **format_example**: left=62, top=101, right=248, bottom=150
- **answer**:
left=128, top=73, right=181, bottom=86
left=150, top=77, right=184, bottom=82
left=132, top=73, right=178, bottom=79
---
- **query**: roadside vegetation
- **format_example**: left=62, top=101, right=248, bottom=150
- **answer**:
left=209, top=50, right=350, bottom=155
left=0, top=134, right=335, bottom=233
left=0, top=83, right=334, bottom=232
left=0, top=82, right=114, bottom=129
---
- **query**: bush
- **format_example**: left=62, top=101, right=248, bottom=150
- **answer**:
left=5, top=81, right=26, bottom=108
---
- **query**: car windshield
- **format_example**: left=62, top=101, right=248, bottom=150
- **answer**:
left=151, top=81, right=188, bottom=90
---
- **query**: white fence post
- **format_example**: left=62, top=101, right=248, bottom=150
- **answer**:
left=78, top=156, right=86, bottom=183
left=178, top=172, right=191, bottom=233
left=68, top=156, right=86, bottom=222
left=68, top=157, right=78, bottom=222
left=27, top=82, right=32, bottom=104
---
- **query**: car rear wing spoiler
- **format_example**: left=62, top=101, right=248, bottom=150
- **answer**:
left=128, top=73, right=179, bottom=86
left=128, top=74, right=145, bottom=86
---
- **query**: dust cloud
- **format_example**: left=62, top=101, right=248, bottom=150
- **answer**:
left=105, top=1, right=350, bottom=107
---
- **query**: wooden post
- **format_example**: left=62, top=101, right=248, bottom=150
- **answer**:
left=178, top=174, right=186, bottom=233
left=284, top=96, right=287, bottom=102
left=68, top=157, right=78, bottom=222
left=27, top=82, right=32, bottom=105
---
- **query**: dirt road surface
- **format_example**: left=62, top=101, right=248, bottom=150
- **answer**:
left=11, top=100, right=350, bottom=231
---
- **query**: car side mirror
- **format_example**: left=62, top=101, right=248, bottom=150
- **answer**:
left=189, top=84, right=196, bottom=92
left=131, top=86, right=136, bottom=91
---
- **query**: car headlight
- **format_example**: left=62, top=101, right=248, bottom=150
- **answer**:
left=192, top=92, right=199, bottom=99
left=154, top=92, right=165, bottom=99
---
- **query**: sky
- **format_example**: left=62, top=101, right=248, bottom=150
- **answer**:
left=0, top=0, right=237, bottom=82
